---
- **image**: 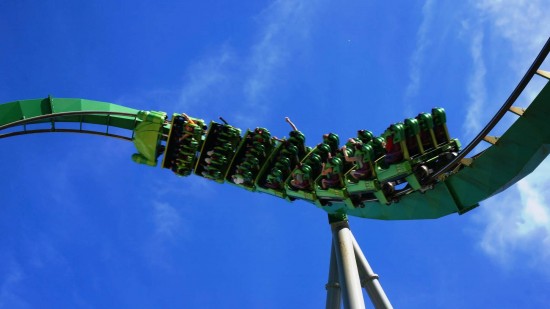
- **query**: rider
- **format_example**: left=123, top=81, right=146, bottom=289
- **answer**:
left=290, top=163, right=312, bottom=190
left=321, top=155, right=343, bottom=189
left=343, top=142, right=373, bottom=181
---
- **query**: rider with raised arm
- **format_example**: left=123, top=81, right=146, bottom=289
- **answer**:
left=285, top=117, right=307, bottom=157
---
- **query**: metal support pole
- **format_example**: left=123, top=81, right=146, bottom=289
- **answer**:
left=331, top=219, right=366, bottom=309
left=326, top=214, right=393, bottom=309
left=351, top=234, right=393, bottom=309
left=326, top=243, right=342, bottom=309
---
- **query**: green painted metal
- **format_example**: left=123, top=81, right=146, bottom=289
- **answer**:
left=445, top=81, right=550, bottom=213
left=0, top=97, right=168, bottom=167
left=0, top=97, right=139, bottom=130
left=1, top=81, right=549, bottom=220
left=131, top=110, right=167, bottom=167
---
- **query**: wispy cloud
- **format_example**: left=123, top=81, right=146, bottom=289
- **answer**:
left=404, top=0, right=435, bottom=109
left=142, top=175, right=205, bottom=268
left=468, top=0, right=550, bottom=270
left=475, top=159, right=550, bottom=268
left=243, top=0, right=316, bottom=107
left=464, top=29, right=487, bottom=137
left=152, top=201, right=183, bottom=240
left=476, top=0, right=549, bottom=72
left=174, top=0, right=323, bottom=127
left=0, top=258, right=27, bottom=309
left=142, top=199, right=188, bottom=269
left=178, top=46, right=234, bottom=112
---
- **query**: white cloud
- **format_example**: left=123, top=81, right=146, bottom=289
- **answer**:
left=177, top=46, right=234, bottom=111
left=476, top=0, right=549, bottom=72
left=152, top=201, right=183, bottom=240
left=468, top=0, right=550, bottom=270
left=243, top=0, right=316, bottom=107
left=173, top=0, right=323, bottom=127
left=475, top=159, right=550, bottom=267
left=405, top=0, right=435, bottom=103
left=142, top=200, right=190, bottom=270
left=464, top=29, right=487, bottom=137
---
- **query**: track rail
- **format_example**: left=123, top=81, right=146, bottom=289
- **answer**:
left=432, top=37, right=550, bottom=180
left=0, top=110, right=139, bottom=131
left=0, top=129, right=133, bottom=141
left=0, top=110, right=139, bottom=140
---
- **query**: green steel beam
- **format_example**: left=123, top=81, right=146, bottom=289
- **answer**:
left=0, top=96, right=168, bottom=168
left=0, top=96, right=139, bottom=130
left=445, top=81, right=550, bottom=211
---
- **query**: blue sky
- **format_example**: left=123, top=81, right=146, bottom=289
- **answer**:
left=1, top=1, right=550, bottom=308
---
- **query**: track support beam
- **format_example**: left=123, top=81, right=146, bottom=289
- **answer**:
left=508, top=106, right=525, bottom=116
left=536, top=69, right=550, bottom=80
left=483, top=136, right=499, bottom=145
left=326, top=215, right=393, bottom=309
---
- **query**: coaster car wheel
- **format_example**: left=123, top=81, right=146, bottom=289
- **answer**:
left=382, top=181, right=395, bottom=196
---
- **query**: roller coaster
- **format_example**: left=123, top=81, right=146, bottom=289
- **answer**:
left=1, top=41, right=550, bottom=222
left=1, top=37, right=550, bottom=309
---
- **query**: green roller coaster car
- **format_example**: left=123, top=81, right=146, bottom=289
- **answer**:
left=285, top=142, right=332, bottom=205
left=226, top=128, right=275, bottom=191
left=161, top=113, right=206, bottom=176
left=343, top=141, right=390, bottom=205
left=195, top=121, right=241, bottom=183
left=126, top=101, right=461, bottom=207
left=285, top=162, right=317, bottom=202
left=344, top=175, right=389, bottom=205
left=374, top=122, right=420, bottom=191
left=255, top=141, right=291, bottom=199
left=314, top=156, right=355, bottom=209
left=128, top=104, right=461, bottom=207
left=256, top=128, right=310, bottom=200
left=375, top=108, right=460, bottom=196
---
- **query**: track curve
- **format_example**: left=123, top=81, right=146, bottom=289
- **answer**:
left=1, top=39, right=549, bottom=221
left=0, top=96, right=141, bottom=140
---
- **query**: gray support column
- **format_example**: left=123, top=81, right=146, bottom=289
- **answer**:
left=331, top=220, right=366, bottom=309
left=326, top=243, right=342, bottom=309
left=351, top=234, right=393, bottom=309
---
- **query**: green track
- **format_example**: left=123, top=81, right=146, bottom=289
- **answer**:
left=0, top=96, right=139, bottom=131
left=1, top=81, right=549, bottom=220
